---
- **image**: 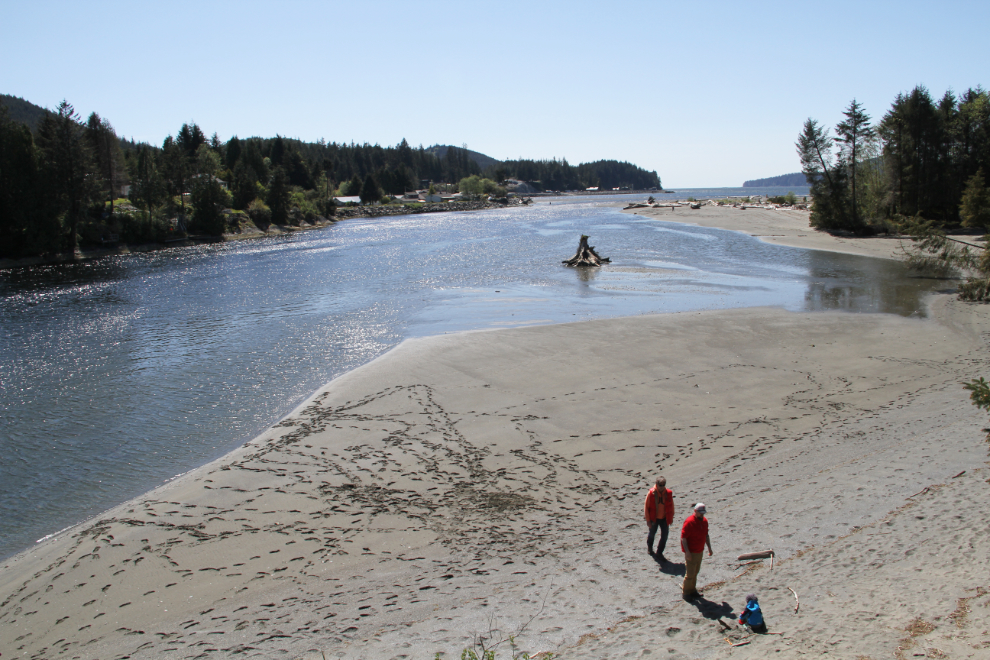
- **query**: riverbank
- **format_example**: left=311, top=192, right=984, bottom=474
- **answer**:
left=2, top=288, right=989, bottom=658
left=0, top=200, right=520, bottom=270
left=623, top=202, right=912, bottom=261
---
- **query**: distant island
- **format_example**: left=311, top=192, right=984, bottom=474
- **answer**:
left=0, top=94, right=661, bottom=262
left=743, top=171, right=807, bottom=187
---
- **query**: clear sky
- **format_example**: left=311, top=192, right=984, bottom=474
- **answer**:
left=3, top=0, right=987, bottom=187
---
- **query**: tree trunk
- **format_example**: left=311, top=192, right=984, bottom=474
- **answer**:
left=562, top=235, right=610, bottom=267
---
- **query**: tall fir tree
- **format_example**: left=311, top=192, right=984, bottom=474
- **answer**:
left=360, top=173, right=382, bottom=204
left=267, top=167, right=290, bottom=225
left=36, top=100, right=96, bottom=252
left=835, top=99, right=875, bottom=225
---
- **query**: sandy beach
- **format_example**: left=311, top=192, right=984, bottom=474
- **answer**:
left=2, top=206, right=990, bottom=660
left=626, top=203, right=911, bottom=260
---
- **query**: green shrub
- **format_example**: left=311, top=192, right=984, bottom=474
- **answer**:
left=458, top=175, right=504, bottom=197
left=247, top=199, right=271, bottom=229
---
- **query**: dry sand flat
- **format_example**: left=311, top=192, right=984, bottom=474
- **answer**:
left=626, top=203, right=912, bottom=261
left=2, top=296, right=990, bottom=659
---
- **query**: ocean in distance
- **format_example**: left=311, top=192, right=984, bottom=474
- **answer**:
left=657, top=185, right=811, bottom=200
left=0, top=193, right=932, bottom=559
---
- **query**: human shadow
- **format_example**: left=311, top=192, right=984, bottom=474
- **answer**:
left=685, top=595, right=735, bottom=621
left=657, top=557, right=686, bottom=576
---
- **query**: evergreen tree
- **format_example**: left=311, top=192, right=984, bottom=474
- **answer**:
left=36, top=100, right=96, bottom=252
left=191, top=175, right=227, bottom=236
left=797, top=118, right=852, bottom=231
left=231, top=161, right=258, bottom=210
left=130, top=145, right=165, bottom=221
left=195, top=143, right=221, bottom=177
left=241, top=139, right=269, bottom=182
left=0, top=105, right=57, bottom=257
left=160, top=135, right=190, bottom=219
left=360, top=173, right=382, bottom=204
left=343, top=174, right=362, bottom=196
left=176, top=123, right=206, bottom=159
left=880, top=87, right=949, bottom=219
left=225, top=136, right=242, bottom=170
left=285, top=150, right=312, bottom=188
left=835, top=99, right=875, bottom=225
left=960, top=168, right=990, bottom=229
left=270, top=135, right=286, bottom=167
left=85, top=112, right=124, bottom=215
left=267, top=167, right=290, bottom=224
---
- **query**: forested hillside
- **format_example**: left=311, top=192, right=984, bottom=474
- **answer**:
left=0, top=94, right=46, bottom=131
left=743, top=172, right=806, bottom=187
left=0, top=95, right=662, bottom=260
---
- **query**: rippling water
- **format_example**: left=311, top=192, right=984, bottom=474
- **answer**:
left=0, top=196, right=940, bottom=559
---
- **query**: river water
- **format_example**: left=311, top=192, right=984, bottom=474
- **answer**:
left=0, top=195, right=939, bottom=559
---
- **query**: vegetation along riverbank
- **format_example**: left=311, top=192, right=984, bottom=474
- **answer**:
left=0, top=94, right=660, bottom=266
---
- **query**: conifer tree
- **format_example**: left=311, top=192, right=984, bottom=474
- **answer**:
left=797, top=118, right=851, bottom=231
left=130, top=145, right=165, bottom=220
left=960, top=168, right=990, bottom=229
left=267, top=167, right=290, bottom=224
left=36, top=100, right=96, bottom=252
left=360, top=173, right=382, bottom=204
left=835, top=99, right=875, bottom=225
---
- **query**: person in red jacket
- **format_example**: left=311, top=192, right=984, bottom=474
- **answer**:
left=681, top=502, right=713, bottom=599
left=644, top=476, right=674, bottom=561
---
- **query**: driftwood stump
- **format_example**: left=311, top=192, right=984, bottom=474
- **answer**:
left=562, top=235, right=610, bottom=267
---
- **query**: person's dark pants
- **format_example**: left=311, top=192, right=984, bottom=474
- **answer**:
left=647, top=519, right=669, bottom=556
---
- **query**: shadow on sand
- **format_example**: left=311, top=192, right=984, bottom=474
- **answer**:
left=657, top=556, right=686, bottom=576
left=685, top=594, right=735, bottom=620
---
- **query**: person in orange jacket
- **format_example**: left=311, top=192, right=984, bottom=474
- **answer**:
left=644, top=476, right=674, bottom=561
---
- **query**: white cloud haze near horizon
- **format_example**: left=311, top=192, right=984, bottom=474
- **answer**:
left=3, top=0, right=988, bottom=187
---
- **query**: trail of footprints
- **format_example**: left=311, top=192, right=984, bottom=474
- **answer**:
left=4, top=337, right=989, bottom=659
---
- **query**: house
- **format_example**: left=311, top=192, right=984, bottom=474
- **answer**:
left=189, top=174, right=229, bottom=190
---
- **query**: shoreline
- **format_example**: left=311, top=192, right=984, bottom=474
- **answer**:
left=3, top=292, right=989, bottom=658
left=0, top=200, right=520, bottom=270
left=622, top=202, right=912, bottom=261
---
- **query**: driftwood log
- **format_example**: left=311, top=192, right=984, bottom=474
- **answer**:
left=737, top=550, right=774, bottom=561
left=563, top=235, right=610, bottom=267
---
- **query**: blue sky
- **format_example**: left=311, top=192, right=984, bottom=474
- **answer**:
left=2, top=0, right=987, bottom=187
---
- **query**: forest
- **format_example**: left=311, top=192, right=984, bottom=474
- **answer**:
left=0, top=95, right=661, bottom=260
left=797, top=85, right=990, bottom=234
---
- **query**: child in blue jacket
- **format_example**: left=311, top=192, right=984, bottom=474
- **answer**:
left=738, top=593, right=767, bottom=633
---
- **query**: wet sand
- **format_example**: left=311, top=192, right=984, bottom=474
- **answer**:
left=2, top=207, right=990, bottom=659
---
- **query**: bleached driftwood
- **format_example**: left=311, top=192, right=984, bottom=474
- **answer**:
left=737, top=550, right=774, bottom=561
left=788, top=587, right=800, bottom=613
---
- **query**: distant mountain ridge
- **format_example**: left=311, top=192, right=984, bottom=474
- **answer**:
left=1, top=93, right=660, bottom=192
left=0, top=94, right=48, bottom=131
left=425, top=145, right=500, bottom=171
left=743, top=171, right=807, bottom=187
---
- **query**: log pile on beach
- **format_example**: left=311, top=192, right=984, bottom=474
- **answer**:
left=2, top=205, right=989, bottom=660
